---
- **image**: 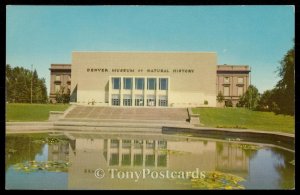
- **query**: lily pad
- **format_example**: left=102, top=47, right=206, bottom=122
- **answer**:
left=13, top=161, right=71, bottom=173
left=191, top=171, right=245, bottom=190
left=31, top=137, right=69, bottom=145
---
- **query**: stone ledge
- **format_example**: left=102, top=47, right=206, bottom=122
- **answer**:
left=48, top=111, right=65, bottom=121
left=187, top=107, right=200, bottom=125
left=162, top=126, right=294, bottom=150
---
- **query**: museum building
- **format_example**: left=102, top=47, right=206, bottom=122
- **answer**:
left=49, top=51, right=250, bottom=107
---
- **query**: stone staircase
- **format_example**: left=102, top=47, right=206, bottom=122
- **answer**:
left=52, top=105, right=192, bottom=132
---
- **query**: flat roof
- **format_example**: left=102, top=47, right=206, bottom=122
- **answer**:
left=72, top=51, right=217, bottom=54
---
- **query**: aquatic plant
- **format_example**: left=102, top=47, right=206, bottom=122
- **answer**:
left=191, top=171, right=245, bottom=189
left=13, top=161, right=71, bottom=173
left=31, top=137, right=69, bottom=145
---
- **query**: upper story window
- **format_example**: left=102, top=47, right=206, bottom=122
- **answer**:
left=135, top=78, right=144, bottom=90
left=159, top=78, right=168, bottom=90
left=123, top=78, right=132, bottom=90
left=238, top=87, right=244, bottom=96
left=238, top=77, right=244, bottom=84
left=224, top=86, right=230, bottom=96
left=112, top=77, right=120, bottom=90
left=55, top=84, right=61, bottom=92
left=224, top=77, right=230, bottom=84
left=147, top=78, right=156, bottom=90
left=55, top=75, right=61, bottom=81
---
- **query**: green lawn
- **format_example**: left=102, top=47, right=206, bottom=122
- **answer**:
left=192, top=108, right=294, bottom=134
left=6, top=103, right=70, bottom=122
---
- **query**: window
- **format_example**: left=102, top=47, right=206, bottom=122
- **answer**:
left=224, top=86, right=230, bottom=96
left=158, top=141, right=167, bottom=149
left=112, top=78, right=120, bottom=90
left=123, top=94, right=132, bottom=106
left=123, top=78, right=132, bottom=90
left=159, top=96, right=168, bottom=107
left=134, top=140, right=143, bottom=149
left=145, top=155, right=155, bottom=166
left=147, top=78, right=156, bottom=90
left=159, top=78, right=168, bottom=90
left=122, top=140, right=131, bottom=148
left=238, top=87, right=244, bottom=96
left=110, top=154, right=119, bottom=166
left=134, top=154, right=143, bottom=166
left=111, top=94, right=120, bottom=106
left=110, top=139, right=119, bottom=148
left=238, top=77, right=244, bottom=84
left=121, top=154, right=131, bottom=166
left=224, top=77, right=229, bottom=84
left=147, top=95, right=156, bottom=106
left=157, top=154, right=167, bottom=167
left=55, top=84, right=61, bottom=92
left=55, top=75, right=61, bottom=81
left=135, top=78, right=144, bottom=90
left=146, top=140, right=155, bottom=149
left=135, top=95, right=144, bottom=106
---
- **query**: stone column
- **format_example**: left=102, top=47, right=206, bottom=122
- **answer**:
left=156, top=77, right=159, bottom=107
left=144, top=77, right=147, bottom=107
left=132, top=77, right=135, bottom=107
left=130, top=140, right=134, bottom=167
left=142, top=140, right=146, bottom=166
left=108, top=76, right=111, bottom=106
left=118, top=139, right=122, bottom=166
left=120, top=77, right=123, bottom=106
left=107, top=139, right=111, bottom=166
left=167, top=77, right=170, bottom=107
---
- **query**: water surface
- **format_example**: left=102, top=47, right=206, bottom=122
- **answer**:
left=5, top=132, right=294, bottom=190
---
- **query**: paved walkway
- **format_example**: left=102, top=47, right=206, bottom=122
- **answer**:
left=64, top=106, right=188, bottom=121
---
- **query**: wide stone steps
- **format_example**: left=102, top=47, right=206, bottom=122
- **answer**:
left=52, top=116, right=192, bottom=132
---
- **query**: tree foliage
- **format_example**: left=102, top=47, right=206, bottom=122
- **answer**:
left=257, top=45, right=294, bottom=115
left=217, top=91, right=225, bottom=103
left=55, top=86, right=70, bottom=104
left=238, top=85, right=260, bottom=110
left=275, top=46, right=295, bottom=115
left=6, top=65, right=48, bottom=103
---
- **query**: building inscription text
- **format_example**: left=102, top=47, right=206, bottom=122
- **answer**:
left=86, top=68, right=194, bottom=73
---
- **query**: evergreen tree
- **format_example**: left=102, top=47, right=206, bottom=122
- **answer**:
left=6, top=65, right=48, bottom=103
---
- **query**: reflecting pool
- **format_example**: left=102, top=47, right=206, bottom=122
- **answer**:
left=5, top=132, right=294, bottom=190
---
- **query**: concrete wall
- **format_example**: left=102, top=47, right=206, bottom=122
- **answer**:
left=71, top=52, right=217, bottom=107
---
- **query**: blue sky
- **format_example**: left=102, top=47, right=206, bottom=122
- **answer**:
left=6, top=6, right=294, bottom=94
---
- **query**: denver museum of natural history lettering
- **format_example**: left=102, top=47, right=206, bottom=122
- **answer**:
left=50, top=51, right=251, bottom=107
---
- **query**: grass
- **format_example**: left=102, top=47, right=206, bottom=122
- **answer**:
left=192, top=107, right=294, bottom=134
left=6, top=103, right=70, bottom=122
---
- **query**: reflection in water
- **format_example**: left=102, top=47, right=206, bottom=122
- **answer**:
left=6, top=133, right=294, bottom=190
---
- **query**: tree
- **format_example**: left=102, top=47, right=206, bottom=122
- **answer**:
left=6, top=65, right=48, bottom=103
left=225, top=100, right=233, bottom=107
left=257, top=89, right=280, bottom=112
left=238, top=85, right=260, bottom=110
left=55, top=86, right=70, bottom=104
left=257, top=90, right=273, bottom=111
left=217, top=91, right=225, bottom=104
left=275, top=46, right=295, bottom=115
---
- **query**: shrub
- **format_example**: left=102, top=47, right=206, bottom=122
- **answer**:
left=225, top=100, right=233, bottom=107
